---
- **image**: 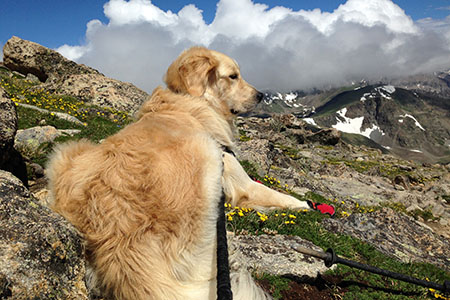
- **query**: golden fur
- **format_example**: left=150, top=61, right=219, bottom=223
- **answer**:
left=47, top=47, right=308, bottom=300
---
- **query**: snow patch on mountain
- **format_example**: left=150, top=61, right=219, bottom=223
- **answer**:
left=398, top=114, right=425, bottom=131
left=410, top=149, right=423, bottom=153
left=379, top=85, right=396, bottom=94
left=303, top=118, right=317, bottom=126
left=375, top=85, right=395, bottom=99
left=332, top=108, right=385, bottom=139
left=360, top=85, right=395, bottom=102
left=262, top=92, right=315, bottom=117
left=361, top=124, right=385, bottom=139
left=266, top=92, right=302, bottom=108
left=360, top=92, right=371, bottom=102
left=333, top=108, right=364, bottom=134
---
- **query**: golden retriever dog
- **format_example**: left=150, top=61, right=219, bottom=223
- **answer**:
left=47, top=47, right=309, bottom=300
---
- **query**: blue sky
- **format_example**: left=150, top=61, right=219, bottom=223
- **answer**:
left=2, top=0, right=450, bottom=92
left=1, top=0, right=449, bottom=50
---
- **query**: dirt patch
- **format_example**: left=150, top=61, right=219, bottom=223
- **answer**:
left=258, top=274, right=343, bottom=300
left=257, top=273, right=429, bottom=299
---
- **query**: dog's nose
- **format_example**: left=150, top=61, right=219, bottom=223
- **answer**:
left=256, top=92, right=264, bottom=103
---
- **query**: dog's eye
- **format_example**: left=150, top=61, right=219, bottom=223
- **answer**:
left=229, top=74, right=238, bottom=80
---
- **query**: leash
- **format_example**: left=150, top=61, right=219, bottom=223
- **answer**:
left=291, top=244, right=450, bottom=294
left=216, top=192, right=233, bottom=300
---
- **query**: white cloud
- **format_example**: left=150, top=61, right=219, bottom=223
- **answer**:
left=104, top=0, right=177, bottom=26
left=57, top=44, right=88, bottom=61
left=56, top=0, right=450, bottom=93
left=295, top=0, right=418, bottom=35
left=417, top=16, right=450, bottom=43
left=437, top=6, right=450, bottom=11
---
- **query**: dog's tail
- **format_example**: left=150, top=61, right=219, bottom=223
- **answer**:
left=230, top=270, right=272, bottom=300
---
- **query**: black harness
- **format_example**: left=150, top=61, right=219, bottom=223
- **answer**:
left=216, top=146, right=234, bottom=300
left=216, top=192, right=233, bottom=300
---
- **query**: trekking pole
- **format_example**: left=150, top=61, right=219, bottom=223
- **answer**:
left=291, top=244, right=450, bottom=293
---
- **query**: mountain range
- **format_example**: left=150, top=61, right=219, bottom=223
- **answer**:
left=255, top=72, right=450, bottom=164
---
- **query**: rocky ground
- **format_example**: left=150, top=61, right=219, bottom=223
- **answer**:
left=1, top=36, right=449, bottom=299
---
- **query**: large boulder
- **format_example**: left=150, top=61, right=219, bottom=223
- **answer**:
left=0, top=86, right=27, bottom=186
left=0, top=86, right=17, bottom=154
left=322, top=207, right=450, bottom=271
left=14, top=126, right=80, bottom=157
left=43, top=73, right=149, bottom=113
left=3, top=36, right=99, bottom=82
left=0, top=170, right=88, bottom=299
left=228, top=233, right=332, bottom=278
left=3, top=36, right=149, bottom=113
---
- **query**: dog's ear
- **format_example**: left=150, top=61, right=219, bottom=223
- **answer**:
left=165, top=48, right=218, bottom=96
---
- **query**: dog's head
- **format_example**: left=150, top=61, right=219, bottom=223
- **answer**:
left=164, top=47, right=263, bottom=116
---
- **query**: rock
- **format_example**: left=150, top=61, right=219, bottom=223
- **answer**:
left=322, top=208, right=450, bottom=271
left=431, top=204, right=445, bottom=217
left=398, top=164, right=414, bottom=172
left=42, top=73, right=149, bottom=113
left=12, top=71, right=26, bottom=78
left=228, top=233, right=332, bottom=278
left=3, top=36, right=99, bottom=82
left=287, top=128, right=307, bottom=144
left=0, top=86, right=17, bottom=155
left=29, top=163, right=45, bottom=178
left=393, top=175, right=409, bottom=190
left=394, top=184, right=405, bottom=191
left=25, top=73, right=40, bottom=82
left=0, top=170, right=88, bottom=299
left=307, top=128, right=341, bottom=145
left=14, top=126, right=80, bottom=156
left=406, top=204, right=422, bottom=213
left=32, top=188, right=50, bottom=206
left=3, top=36, right=149, bottom=113
left=238, top=138, right=272, bottom=176
left=0, top=86, right=28, bottom=186
left=18, top=103, right=85, bottom=126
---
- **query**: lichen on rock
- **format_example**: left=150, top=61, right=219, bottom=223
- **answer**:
left=0, top=170, right=88, bottom=299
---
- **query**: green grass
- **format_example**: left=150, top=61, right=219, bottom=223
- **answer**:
left=255, top=273, right=291, bottom=299
left=1, top=72, right=131, bottom=125
left=226, top=201, right=449, bottom=299
left=341, top=132, right=389, bottom=153
left=16, top=105, right=129, bottom=166
left=238, top=129, right=252, bottom=142
left=4, top=70, right=133, bottom=167
left=443, top=195, right=450, bottom=205
left=323, top=156, right=432, bottom=184
left=16, top=105, right=83, bottom=130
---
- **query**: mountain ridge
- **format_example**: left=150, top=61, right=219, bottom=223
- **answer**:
left=257, top=75, right=450, bottom=164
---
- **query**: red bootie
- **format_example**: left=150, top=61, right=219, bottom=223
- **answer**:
left=307, top=200, right=335, bottom=217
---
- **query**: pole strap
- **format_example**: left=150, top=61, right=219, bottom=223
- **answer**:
left=291, top=244, right=450, bottom=293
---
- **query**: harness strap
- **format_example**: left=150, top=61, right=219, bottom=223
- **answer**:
left=221, top=145, right=236, bottom=157
left=216, top=192, right=233, bottom=300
